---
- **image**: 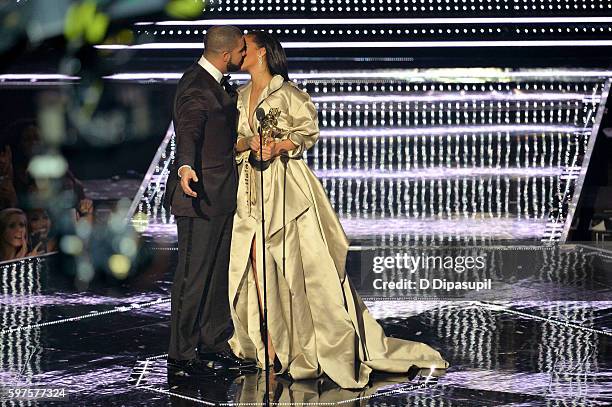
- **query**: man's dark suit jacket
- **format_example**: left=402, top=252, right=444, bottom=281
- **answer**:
left=163, top=62, right=238, bottom=218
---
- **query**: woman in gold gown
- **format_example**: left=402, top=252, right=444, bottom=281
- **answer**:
left=229, top=31, right=448, bottom=389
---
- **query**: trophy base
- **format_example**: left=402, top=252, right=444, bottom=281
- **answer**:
left=248, top=151, right=271, bottom=171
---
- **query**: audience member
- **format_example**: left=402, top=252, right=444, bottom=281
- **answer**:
left=0, top=208, right=41, bottom=262
left=27, top=208, right=58, bottom=254
left=0, top=143, right=17, bottom=209
left=7, top=120, right=40, bottom=201
left=0, top=119, right=95, bottom=262
left=6, top=119, right=94, bottom=218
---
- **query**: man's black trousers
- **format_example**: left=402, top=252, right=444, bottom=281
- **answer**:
left=168, top=214, right=234, bottom=360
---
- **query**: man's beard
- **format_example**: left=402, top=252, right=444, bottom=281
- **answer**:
left=227, top=56, right=244, bottom=72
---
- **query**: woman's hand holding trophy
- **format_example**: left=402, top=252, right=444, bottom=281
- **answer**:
left=248, top=108, right=283, bottom=169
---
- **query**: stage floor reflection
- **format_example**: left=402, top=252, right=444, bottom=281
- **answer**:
left=0, top=245, right=610, bottom=406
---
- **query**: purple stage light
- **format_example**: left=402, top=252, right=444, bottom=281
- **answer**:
left=102, top=70, right=612, bottom=81
left=340, top=216, right=546, bottom=239
left=312, top=92, right=593, bottom=103
left=314, top=167, right=564, bottom=180
left=319, top=125, right=584, bottom=138
left=138, top=216, right=547, bottom=241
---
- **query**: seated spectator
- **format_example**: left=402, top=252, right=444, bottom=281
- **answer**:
left=6, top=119, right=40, bottom=201
left=0, top=208, right=41, bottom=262
left=6, top=120, right=94, bottom=222
left=27, top=208, right=57, bottom=254
left=0, top=144, right=17, bottom=210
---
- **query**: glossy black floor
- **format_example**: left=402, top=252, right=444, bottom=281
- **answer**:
left=0, top=242, right=611, bottom=406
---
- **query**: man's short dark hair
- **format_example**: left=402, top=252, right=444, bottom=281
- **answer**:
left=204, top=26, right=242, bottom=55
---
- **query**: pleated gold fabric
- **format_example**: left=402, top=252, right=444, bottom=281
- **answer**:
left=228, top=75, right=448, bottom=389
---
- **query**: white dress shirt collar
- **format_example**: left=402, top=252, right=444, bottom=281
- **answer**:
left=198, top=55, right=224, bottom=83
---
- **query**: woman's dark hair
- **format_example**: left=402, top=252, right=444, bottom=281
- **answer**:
left=248, top=31, right=290, bottom=82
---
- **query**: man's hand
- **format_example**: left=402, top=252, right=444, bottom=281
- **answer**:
left=179, top=166, right=199, bottom=198
left=77, top=198, right=94, bottom=221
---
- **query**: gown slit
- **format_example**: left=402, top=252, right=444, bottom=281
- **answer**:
left=249, top=235, right=278, bottom=369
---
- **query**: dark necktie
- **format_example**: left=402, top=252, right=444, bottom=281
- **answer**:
left=220, top=75, right=236, bottom=96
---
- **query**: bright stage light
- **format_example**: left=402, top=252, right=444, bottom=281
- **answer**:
left=94, top=40, right=612, bottom=50
left=0, top=74, right=80, bottom=81
left=102, top=70, right=612, bottom=82
left=133, top=17, right=612, bottom=26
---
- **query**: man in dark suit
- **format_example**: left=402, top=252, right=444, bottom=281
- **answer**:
left=164, top=26, right=254, bottom=377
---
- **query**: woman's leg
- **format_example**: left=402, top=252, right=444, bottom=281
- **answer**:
left=250, top=237, right=276, bottom=367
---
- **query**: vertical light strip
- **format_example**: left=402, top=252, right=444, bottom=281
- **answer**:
left=126, top=123, right=175, bottom=222
left=560, top=80, right=611, bottom=242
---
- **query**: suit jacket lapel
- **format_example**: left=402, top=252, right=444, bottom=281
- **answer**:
left=194, top=64, right=238, bottom=144
left=195, top=63, right=233, bottom=105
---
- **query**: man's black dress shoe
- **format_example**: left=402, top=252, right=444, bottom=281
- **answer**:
left=167, top=357, right=216, bottom=378
left=198, top=349, right=257, bottom=373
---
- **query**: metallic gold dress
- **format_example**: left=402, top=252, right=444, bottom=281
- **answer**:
left=228, top=75, right=448, bottom=389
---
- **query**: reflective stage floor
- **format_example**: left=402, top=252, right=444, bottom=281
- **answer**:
left=0, top=244, right=611, bottom=406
